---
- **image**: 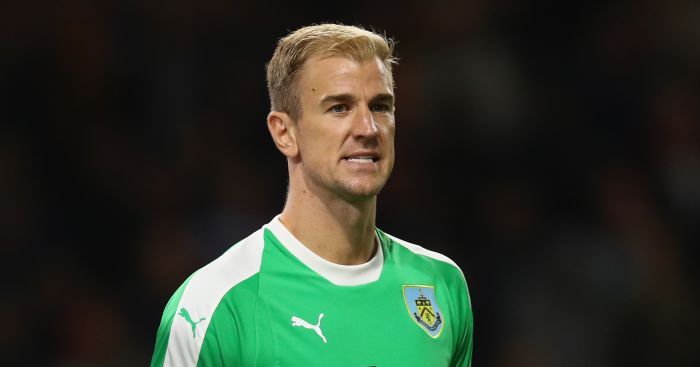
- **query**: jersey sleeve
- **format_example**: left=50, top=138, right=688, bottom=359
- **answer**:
left=151, top=229, right=266, bottom=366
left=151, top=277, right=191, bottom=367
left=150, top=287, right=241, bottom=367
left=446, top=264, right=474, bottom=367
left=150, top=274, right=237, bottom=367
left=451, top=268, right=474, bottom=367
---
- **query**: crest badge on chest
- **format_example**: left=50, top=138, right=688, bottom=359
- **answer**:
left=402, top=285, right=444, bottom=338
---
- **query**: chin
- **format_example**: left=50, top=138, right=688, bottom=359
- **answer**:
left=340, top=180, right=386, bottom=200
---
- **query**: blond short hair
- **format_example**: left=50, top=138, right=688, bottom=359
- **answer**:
left=266, top=23, right=397, bottom=120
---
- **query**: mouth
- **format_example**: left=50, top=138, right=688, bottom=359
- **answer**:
left=344, top=157, right=378, bottom=163
left=342, top=152, right=380, bottom=163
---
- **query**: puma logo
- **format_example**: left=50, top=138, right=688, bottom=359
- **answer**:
left=291, top=313, right=327, bottom=343
left=178, top=308, right=206, bottom=338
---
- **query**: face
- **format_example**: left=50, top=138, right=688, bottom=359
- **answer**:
left=293, top=55, right=396, bottom=202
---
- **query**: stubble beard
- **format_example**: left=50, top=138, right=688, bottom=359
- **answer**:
left=303, top=170, right=388, bottom=205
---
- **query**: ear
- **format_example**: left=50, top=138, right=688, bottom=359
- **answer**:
left=267, top=111, right=299, bottom=158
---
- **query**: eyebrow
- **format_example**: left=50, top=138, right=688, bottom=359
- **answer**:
left=371, top=93, right=395, bottom=105
left=320, top=93, right=395, bottom=106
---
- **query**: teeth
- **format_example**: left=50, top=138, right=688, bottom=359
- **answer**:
left=347, top=157, right=374, bottom=163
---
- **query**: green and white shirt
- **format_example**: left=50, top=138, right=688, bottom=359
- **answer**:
left=151, top=216, right=473, bottom=366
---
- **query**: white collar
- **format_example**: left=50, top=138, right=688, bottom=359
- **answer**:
left=264, top=215, right=384, bottom=286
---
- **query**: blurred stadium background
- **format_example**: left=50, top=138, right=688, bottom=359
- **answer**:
left=2, top=0, right=699, bottom=365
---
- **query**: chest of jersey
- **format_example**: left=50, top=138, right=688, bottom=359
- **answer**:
left=258, top=273, right=453, bottom=366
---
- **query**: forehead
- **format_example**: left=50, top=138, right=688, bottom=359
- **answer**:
left=298, top=56, right=393, bottom=95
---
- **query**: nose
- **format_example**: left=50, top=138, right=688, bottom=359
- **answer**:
left=352, top=104, right=379, bottom=138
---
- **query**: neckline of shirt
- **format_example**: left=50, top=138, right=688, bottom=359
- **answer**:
left=264, top=215, right=384, bottom=286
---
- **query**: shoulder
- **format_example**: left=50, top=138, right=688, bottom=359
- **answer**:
left=152, top=228, right=267, bottom=366
left=383, top=232, right=461, bottom=268
left=379, top=230, right=466, bottom=281
left=182, top=227, right=266, bottom=309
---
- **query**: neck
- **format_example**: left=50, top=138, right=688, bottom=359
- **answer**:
left=279, top=182, right=378, bottom=265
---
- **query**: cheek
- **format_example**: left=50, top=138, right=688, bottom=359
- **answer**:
left=301, top=137, right=335, bottom=166
left=384, top=126, right=396, bottom=161
left=298, top=128, right=324, bottom=154
left=382, top=123, right=396, bottom=143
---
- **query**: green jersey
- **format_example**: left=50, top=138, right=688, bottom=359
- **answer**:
left=151, top=216, right=473, bottom=366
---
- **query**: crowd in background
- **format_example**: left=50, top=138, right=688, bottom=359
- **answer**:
left=2, top=0, right=698, bottom=365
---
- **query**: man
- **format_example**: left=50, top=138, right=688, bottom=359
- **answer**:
left=150, top=23, right=473, bottom=366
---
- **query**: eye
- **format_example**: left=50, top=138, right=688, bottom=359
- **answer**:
left=370, top=103, right=392, bottom=113
left=329, top=104, right=349, bottom=113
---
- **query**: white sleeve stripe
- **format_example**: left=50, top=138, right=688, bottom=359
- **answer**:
left=163, top=228, right=265, bottom=367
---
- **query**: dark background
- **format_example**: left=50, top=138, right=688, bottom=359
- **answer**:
left=2, top=0, right=699, bottom=366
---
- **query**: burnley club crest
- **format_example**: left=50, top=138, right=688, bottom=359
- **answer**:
left=403, top=285, right=444, bottom=338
